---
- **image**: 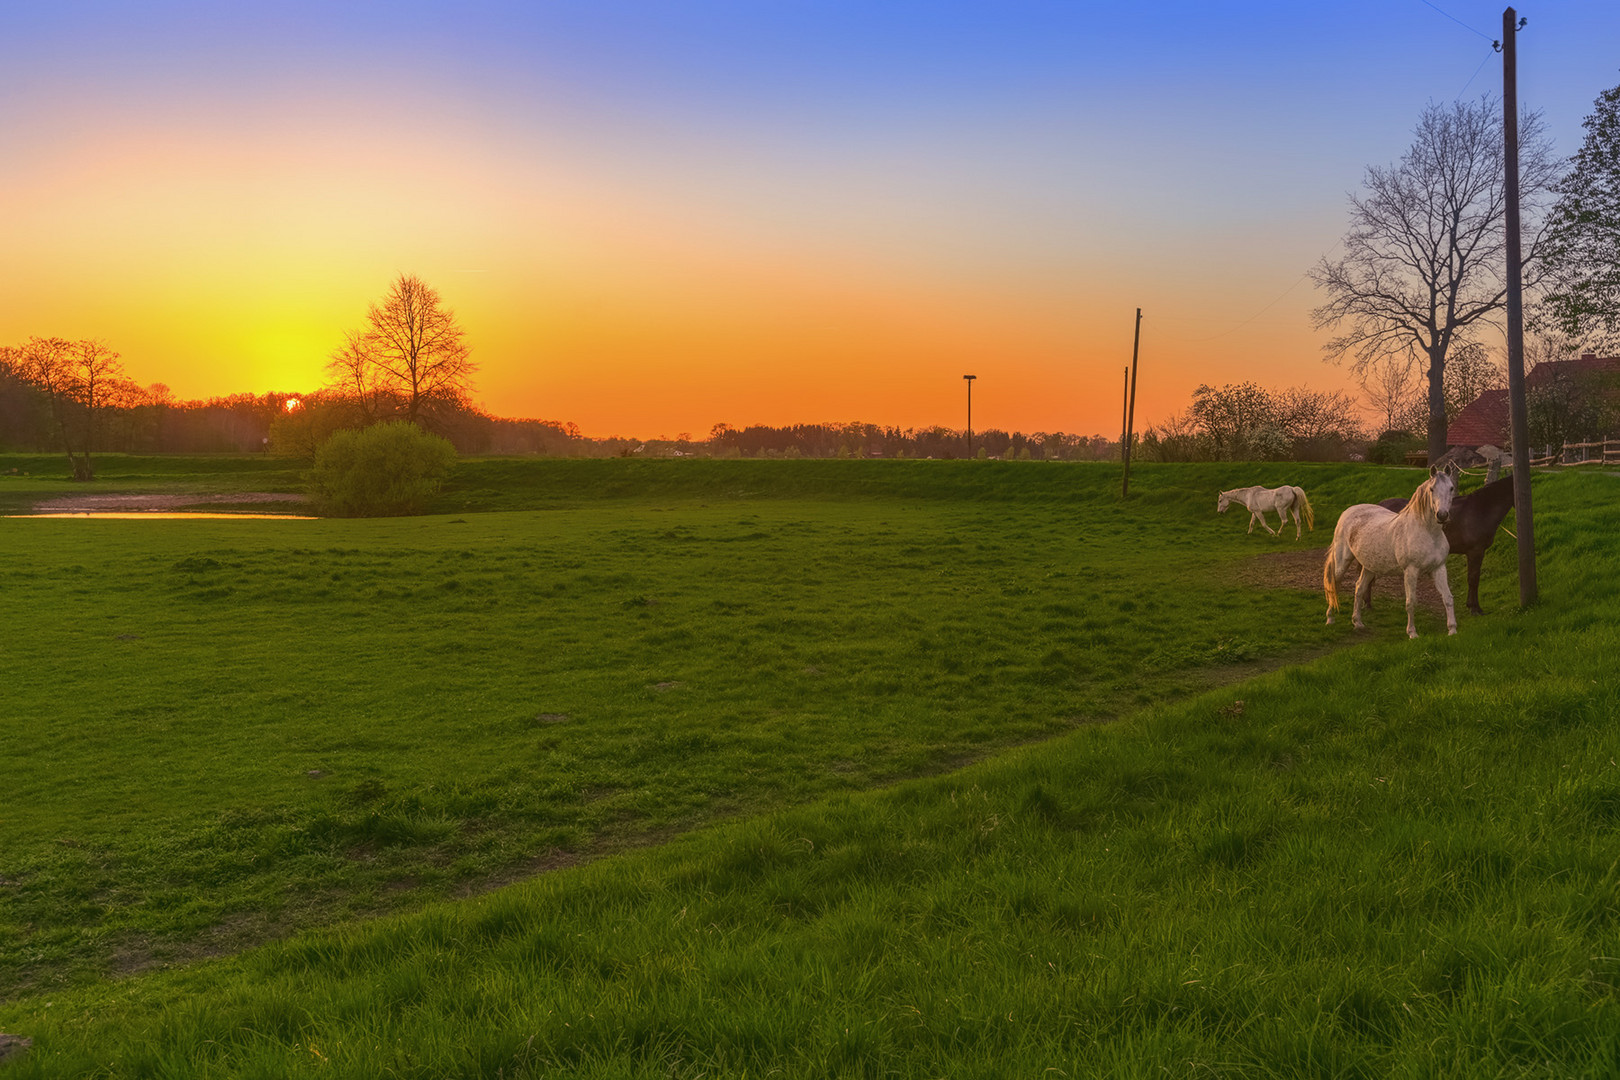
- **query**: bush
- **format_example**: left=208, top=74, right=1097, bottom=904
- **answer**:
left=1367, top=429, right=1421, bottom=465
left=308, top=422, right=456, bottom=516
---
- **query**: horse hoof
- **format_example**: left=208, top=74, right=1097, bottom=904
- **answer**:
left=1407, top=630, right=1418, bottom=639
left=1448, top=628, right=1458, bottom=636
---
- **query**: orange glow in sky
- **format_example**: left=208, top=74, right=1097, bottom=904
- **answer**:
left=4, top=3, right=1617, bottom=438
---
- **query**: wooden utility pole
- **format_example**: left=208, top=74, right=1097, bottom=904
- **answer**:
left=963, top=374, right=977, bottom=458
left=1501, top=7, right=1537, bottom=605
left=1120, top=367, right=1129, bottom=462
left=1121, top=308, right=1142, bottom=497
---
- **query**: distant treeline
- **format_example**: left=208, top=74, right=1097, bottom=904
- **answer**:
left=0, top=372, right=597, bottom=457
left=0, top=346, right=1119, bottom=461
left=3, top=341, right=1364, bottom=465
left=704, top=423, right=1116, bottom=460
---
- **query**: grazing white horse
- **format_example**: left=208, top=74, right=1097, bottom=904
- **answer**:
left=1216, top=485, right=1315, bottom=539
left=1323, top=467, right=1458, bottom=639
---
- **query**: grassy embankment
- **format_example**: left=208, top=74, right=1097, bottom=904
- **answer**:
left=4, top=458, right=1615, bottom=1075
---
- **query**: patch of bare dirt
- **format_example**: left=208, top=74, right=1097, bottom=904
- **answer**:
left=1239, top=547, right=1450, bottom=613
left=104, top=910, right=288, bottom=982
left=454, top=849, right=581, bottom=898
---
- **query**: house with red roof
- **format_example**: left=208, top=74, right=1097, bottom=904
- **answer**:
left=1445, top=353, right=1620, bottom=450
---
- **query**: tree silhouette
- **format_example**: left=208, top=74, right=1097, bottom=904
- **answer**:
left=13, top=336, right=128, bottom=479
left=327, top=274, right=476, bottom=428
left=1311, top=98, right=1559, bottom=462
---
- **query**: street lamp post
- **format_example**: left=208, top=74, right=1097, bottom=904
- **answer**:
left=963, top=374, right=977, bottom=458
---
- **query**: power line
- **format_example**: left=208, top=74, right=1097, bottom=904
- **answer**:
left=1170, top=238, right=1342, bottom=344
left=1417, top=0, right=1495, bottom=42
left=1455, top=46, right=1496, bottom=100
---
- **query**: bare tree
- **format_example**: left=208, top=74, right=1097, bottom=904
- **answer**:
left=1270, top=386, right=1364, bottom=442
left=1523, top=331, right=1579, bottom=377
left=327, top=274, right=476, bottom=428
left=14, top=336, right=128, bottom=479
left=1358, top=353, right=1426, bottom=436
left=1441, top=340, right=1505, bottom=423
left=1311, top=98, right=1560, bottom=462
left=326, top=330, right=398, bottom=425
left=1140, top=409, right=1205, bottom=462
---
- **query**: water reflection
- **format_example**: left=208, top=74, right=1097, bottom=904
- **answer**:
left=9, top=512, right=318, bottom=520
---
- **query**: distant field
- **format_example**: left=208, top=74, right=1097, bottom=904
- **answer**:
left=6, top=458, right=1613, bottom=1077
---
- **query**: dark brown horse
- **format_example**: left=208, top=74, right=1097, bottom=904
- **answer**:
left=1376, top=474, right=1515, bottom=614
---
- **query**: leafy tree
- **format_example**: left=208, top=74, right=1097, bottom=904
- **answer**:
left=1159, top=383, right=1362, bottom=461
left=1311, top=98, right=1559, bottom=462
left=1525, top=366, right=1619, bottom=451
left=326, top=274, right=476, bottom=428
left=1188, top=381, right=1274, bottom=458
left=307, top=421, right=457, bottom=516
left=1249, top=422, right=1292, bottom=461
left=1367, top=430, right=1423, bottom=465
left=1539, top=81, right=1620, bottom=350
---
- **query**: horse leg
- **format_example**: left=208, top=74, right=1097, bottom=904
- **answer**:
left=1258, top=510, right=1277, bottom=536
left=1403, top=566, right=1421, bottom=638
left=1352, top=569, right=1372, bottom=630
left=1434, top=564, right=1458, bottom=635
left=1247, top=510, right=1256, bottom=534
left=1466, top=551, right=1485, bottom=615
left=1293, top=507, right=1302, bottom=540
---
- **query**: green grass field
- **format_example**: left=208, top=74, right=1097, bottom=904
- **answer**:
left=3, top=457, right=1616, bottom=1077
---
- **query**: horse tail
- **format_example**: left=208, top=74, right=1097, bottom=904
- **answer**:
left=1298, top=488, right=1315, bottom=531
left=1323, top=545, right=1338, bottom=614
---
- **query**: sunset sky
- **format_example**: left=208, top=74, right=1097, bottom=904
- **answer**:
left=4, top=2, right=1618, bottom=438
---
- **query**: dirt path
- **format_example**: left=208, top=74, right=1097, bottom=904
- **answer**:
left=1238, top=546, right=1453, bottom=613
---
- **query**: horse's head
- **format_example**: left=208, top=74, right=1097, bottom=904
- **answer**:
left=1216, top=491, right=1231, bottom=513
left=1427, top=465, right=1457, bottom=525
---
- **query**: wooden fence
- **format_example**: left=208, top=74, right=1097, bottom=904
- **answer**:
left=1526, top=439, right=1620, bottom=467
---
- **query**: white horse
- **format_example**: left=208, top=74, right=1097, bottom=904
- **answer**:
left=1216, top=485, right=1315, bottom=538
left=1323, top=467, right=1458, bottom=639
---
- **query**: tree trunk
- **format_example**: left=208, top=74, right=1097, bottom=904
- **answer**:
left=1426, top=344, right=1448, bottom=464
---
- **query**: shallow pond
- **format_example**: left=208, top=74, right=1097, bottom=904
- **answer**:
left=8, top=512, right=318, bottom=520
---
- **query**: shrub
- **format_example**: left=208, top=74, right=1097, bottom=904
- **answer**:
left=308, top=422, right=456, bottom=516
left=1367, top=429, right=1421, bottom=465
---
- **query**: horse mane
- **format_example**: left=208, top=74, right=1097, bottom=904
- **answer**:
left=1398, top=476, right=1436, bottom=521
